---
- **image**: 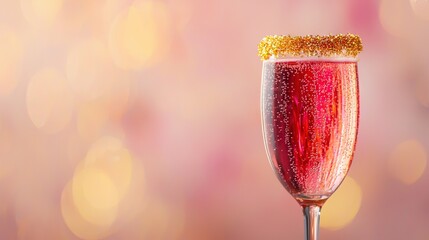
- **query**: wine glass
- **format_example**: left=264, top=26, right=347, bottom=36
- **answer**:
left=258, top=34, right=362, bottom=240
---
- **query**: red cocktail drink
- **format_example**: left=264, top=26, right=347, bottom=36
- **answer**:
left=262, top=59, right=359, bottom=206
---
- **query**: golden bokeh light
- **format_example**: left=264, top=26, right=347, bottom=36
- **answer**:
left=83, top=136, right=134, bottom=198
left=410, top=0, right=429, bottom=21
left=0, top=26, right=23, bottom=96
left=321, top=176, right=362, bottom=230
left=21, top=0, right=64, bottom=27
left=62, top=181, right=113, bottom=240
left=379, top=0, right=414, bottom=37
left=63, top=136, right=140, bottom=239
left=388, top=140, right=427, bottom=184
left=72, top=166, right=120, bottom=226
left=108, top=0, right=170, bottom=70
left=26, top=67, right=73, bottom=134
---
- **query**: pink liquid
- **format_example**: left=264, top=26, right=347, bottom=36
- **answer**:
left=261, top=60, right=359, bottom=206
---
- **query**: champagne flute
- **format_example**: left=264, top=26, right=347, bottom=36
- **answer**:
left=258, top=34, right=362, bottom=240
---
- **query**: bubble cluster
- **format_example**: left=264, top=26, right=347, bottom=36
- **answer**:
left=261, top=59, right=359, bottom=203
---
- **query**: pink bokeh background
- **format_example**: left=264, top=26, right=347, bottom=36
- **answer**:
left=0, top=0, right=429, bottom=239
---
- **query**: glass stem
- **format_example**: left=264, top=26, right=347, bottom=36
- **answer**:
left=303, top=205, right=321, bottom=240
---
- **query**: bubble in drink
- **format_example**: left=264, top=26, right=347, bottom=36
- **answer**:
left=261, top=59, right=359, bottom=206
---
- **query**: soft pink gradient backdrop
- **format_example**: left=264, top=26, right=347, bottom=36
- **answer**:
left=0, top=0, right=428, bottom=239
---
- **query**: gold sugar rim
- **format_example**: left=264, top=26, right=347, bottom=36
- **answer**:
left=258, top=34, right=363, bottom=61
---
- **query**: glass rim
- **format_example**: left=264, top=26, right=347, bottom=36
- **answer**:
left=258, top=34, right=363, bottom=61
left=262, top=56, right=359, bottom=63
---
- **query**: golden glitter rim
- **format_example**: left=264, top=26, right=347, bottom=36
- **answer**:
left=258, top=34, right=363, bottom=61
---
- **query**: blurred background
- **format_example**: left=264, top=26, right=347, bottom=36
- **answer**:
left=0, top=0, right=428, bottom=239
